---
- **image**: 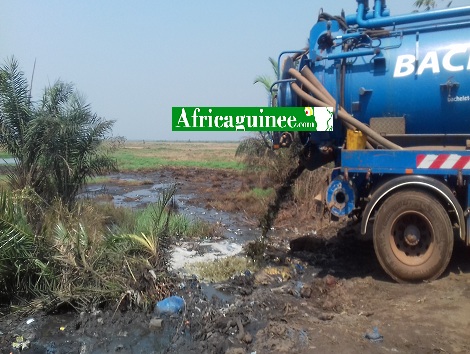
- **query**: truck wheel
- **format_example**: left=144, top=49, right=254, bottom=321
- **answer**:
left=373, top=190, right=453, bottom=283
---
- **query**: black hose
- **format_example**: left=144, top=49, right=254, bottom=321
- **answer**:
left=318, top=12, right=348, bottom=31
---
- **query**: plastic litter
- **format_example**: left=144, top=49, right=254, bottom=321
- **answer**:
left=298, top=329, right=309, bottom=347
left=255, top=266, right=292, bottom=285
left=26, top=318, right=35, bottom=324
left=364, top=326, right=384, bottom=342
left=149, top=317, right=163, bottom=329
left=154, top=296, right=185, bottom=315
left=294, top=263, right=305, bottom=274
left=12, top=336, right=30, bottom=350
left=292, top=281, right=304, bottom=298
left=46, top=341, right=57, bottom=354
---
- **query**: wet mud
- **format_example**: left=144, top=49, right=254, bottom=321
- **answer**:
left=2, top=167, right=470, bottom=353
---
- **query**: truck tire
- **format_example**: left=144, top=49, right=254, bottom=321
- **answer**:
left=373, top=189, right=453, bottom=283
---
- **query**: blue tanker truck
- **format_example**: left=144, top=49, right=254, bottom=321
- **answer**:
left=273, top=0, right=470, bottom=282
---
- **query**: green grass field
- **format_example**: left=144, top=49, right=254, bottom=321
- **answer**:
left=2, top=141, right=243, bottom=171
left=1, top=141, right=244, bottom=187
left=113, top=141, right=243, bottom=171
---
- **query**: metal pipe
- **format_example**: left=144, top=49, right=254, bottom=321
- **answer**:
left=270, top=79, right=296, bottom=94
left=276, top=50, right=305, bottom=80
left=336, top=32, right=364, bottom=40
left=345, top=9, right=390, bottom=24
left=355, top=0, right=470, bottom=28
left=319, top=49, right=378, bottom=61
left=400, top=21, right=470, bottom=35
left=374, top=0, right=383, bottom=18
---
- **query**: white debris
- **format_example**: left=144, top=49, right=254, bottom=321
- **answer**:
left=171, top=241, right=243, bottom=272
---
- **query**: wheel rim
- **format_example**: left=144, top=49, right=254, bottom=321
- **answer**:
left=389, top=211, right=435, bottom=266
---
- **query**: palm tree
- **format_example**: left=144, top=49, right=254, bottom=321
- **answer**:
left=253, top=57, right=279, bottom=106
left=33, top=81, right=116, bottom=207
left=0, top=57, right=116, bottom=209
left=246, top=57, right=281, bottom=152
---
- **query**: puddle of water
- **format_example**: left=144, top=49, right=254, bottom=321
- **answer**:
left=33, top=312, right=172, bottom=353
left=112, top=183, right=174, bottom=208
left=175, top=194, right=259, bottom=242
left=82, top=172, right=262, bottom=277
left=91, top=326, right=171, bottom=353
left=81, top=176, right=260, bottom=243
left=0, top=157, right=16, bottom=165
left=199, top=282, right=234, bottom=303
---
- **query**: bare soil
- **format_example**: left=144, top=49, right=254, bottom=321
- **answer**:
left=2, top=167, right=470, bottom=354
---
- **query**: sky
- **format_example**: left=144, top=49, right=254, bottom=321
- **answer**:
left=2, top=0, right=470, bottom=141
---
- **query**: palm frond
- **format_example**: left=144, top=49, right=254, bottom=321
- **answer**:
left=40, top=80, right=74, bottom=116
left=0, top=189, right=47, bottom=299
left=127, top=232, right=159, bottom=258
left=0, top=57, right=33, bottom=156
left=0, top=189, right=34, bottom=260
left=124, top=185, right=176, bottom=268
left=253, top=75, right=273, bottom=93
left=413, top=0, right=451, bottom=9
left=268, top=57, right=279, bottom=79
left=253, top=57, right=279, bottom=101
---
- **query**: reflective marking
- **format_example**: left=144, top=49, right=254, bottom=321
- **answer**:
left=417, top=154, right=470, bottom=169
left=417, top=154, right=438, bottom=168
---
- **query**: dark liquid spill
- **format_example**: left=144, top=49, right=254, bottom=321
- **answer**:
left=260, top=163, right=306, bottom=238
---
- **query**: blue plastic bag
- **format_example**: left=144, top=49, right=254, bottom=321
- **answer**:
left=155, top=296, right=185, bottom=315
left=364, top=326, right=383, bottom=342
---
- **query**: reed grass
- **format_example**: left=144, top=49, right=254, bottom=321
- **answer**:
left=1, top=184, right=218, bottom=312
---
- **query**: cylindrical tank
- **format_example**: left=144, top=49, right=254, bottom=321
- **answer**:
left=298, top=0, right=470, bottom=146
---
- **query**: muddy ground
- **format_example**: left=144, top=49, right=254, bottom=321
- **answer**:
left=2, top=167, right=470, bottom=353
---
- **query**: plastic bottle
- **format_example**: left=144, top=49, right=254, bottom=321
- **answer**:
left=154, top=296, right=185, bottom=315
